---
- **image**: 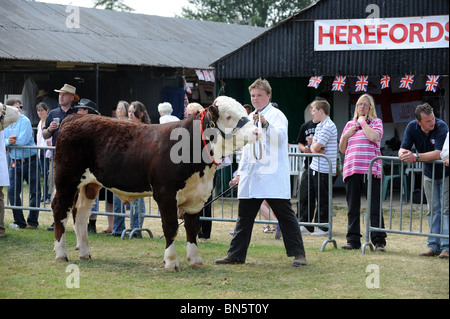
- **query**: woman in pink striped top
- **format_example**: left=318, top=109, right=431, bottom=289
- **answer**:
left=339, top=94, right=387, bottom=252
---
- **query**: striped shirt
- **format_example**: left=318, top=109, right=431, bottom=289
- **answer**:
left=310, top=117, right=337, bottom=174
left=340, top=118, right=383, bottom=181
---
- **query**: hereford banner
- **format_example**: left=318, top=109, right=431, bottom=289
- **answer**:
left=314, top=15, right=449, bottom=51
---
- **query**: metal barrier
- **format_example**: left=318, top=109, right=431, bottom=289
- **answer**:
left=5, top=145, right=337, bottom=251
left=362, top=156, right=449, bottom=255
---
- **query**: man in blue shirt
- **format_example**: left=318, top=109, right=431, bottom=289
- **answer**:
left=4, top=99, right=41, bottom=229
left=42, top=84, right=79, bottom=231
left=399, top=103, right=449, bottom=259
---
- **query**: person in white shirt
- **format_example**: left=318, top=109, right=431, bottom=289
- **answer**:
left=158, top=102, right=180, bottom=124
left=215, top=78, right=306, bottom=267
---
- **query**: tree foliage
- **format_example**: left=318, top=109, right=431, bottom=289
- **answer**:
left=181, top=0, right=315, bottom=27
left=93, top=0, right=134, bottom=12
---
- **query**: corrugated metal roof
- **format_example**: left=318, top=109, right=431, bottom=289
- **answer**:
left=0, top=0, right=266, bottom=69
left=212, top=0, right=449, bottom=78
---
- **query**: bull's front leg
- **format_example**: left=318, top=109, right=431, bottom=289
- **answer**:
left=184, top=212, right=203, bottom=268
left=159, top=198, right=180, bottom=271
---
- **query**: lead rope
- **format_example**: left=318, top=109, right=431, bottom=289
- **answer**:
left=252, top=112, right=264, bottom=161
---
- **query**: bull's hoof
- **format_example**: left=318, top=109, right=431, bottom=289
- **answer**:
left=80, top=254, right=91, bottom=261
left=190, top=262, right=204, bottom=268
left=55, top=256, right=69, bottom=263
left=165, top=264, right=181, bottom=272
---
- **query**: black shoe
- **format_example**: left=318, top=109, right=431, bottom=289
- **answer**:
left=375, top=243, right=386, bottom=252
left=47, top=223, right=54, bottom=231
left=292, top=255, right=307, bottom=267
left=215, top=255, right=244, bottom=265
left=341, top=243, right=360, bottom=250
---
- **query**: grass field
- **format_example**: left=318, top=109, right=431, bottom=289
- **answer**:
left=0, top=197, right=448, bottom=300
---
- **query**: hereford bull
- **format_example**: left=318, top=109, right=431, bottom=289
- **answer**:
left=52, top=96, right=260, bottom=270
left=0, top=103, right=20, bottom=131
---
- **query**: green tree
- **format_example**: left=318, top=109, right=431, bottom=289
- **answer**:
left=181, top=0, right=315, bottom=27
left=93, top=0, right=134, bottom=12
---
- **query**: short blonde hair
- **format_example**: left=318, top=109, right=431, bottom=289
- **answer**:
left=249, top=78, right=272, bottom=96
left=354, top=94, right=378, bottom=119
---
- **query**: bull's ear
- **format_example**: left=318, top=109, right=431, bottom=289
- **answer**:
left=208, top=103, right=219, bottom=122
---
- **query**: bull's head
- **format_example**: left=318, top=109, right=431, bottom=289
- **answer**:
left=205, top=96, right=260, bottom=162
left=0, top=103, right=20, bottom=131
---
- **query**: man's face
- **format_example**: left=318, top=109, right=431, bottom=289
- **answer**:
left=418, top=112, right=435, bottom=134
left=250, top=88, right=271, bottom=112
left=59, top=92, right=74, bottom=107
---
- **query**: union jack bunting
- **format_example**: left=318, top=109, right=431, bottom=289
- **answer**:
left=203, top=70, right=212, bottom=82
left=355, top=76, right=368, bottom=92
left=380, top=75, right=390, bottom=89
left=425, top=75, right=440, bottom=92
left=332, top=76, right=346, bottom=92
left=308, top=76, right=323, bottom=89
left=399, top=75, right=414, bottom=90
left=195, top=69, right=205, bottom=81
left=183, top=77, right=192, bottom=94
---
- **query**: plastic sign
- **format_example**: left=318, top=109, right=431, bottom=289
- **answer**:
left=314, top=15, right=449, bottom=51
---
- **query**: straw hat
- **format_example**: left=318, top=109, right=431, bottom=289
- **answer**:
left=54, top=84, right=80, bottom=102
left=36, top=89, right=48, bottom=98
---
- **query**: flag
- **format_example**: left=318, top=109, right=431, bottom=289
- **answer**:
left=203, top=70, right=212, bottom=82
left=183, top=77, right=192, bottom=94
left=195, top=69, right=205, bottom=81
left=332, top=76, right=346, bottom=92
left=399, top=75, right=414, bottom=90
left=425, top=75, right=440, bottom=92
left=355, top=76, right=368, bottom=92
left=308, top=76, right=323, bottom=89
left=380, top=75, right=390, bottom=89
left=208, top=70, right=215, bottom=82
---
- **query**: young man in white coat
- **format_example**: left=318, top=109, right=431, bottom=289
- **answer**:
left=215, top=78, right=306, bottom=267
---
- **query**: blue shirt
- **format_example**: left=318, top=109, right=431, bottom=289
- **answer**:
left=4, top=114, right=37, bottom=160
left=401, top=118, right=449, bottom=179
left=44, top=106, right=77, bottom=145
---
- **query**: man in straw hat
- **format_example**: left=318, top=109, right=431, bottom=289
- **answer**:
left=42, top=84, right=79, bottom=144
left=42, top=84, right=79, bottom=231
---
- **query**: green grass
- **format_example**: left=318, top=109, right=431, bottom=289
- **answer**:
left=0, top=202, right=448, bottom=299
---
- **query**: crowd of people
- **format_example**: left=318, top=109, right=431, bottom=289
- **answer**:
left=0, top=79, right=448, bottom=262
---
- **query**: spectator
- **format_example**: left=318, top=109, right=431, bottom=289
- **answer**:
left=308, top=99, right=338, bottom=236
left=111, top=101, right=150, bottom=237
left=398, top=103, right=449, bottom=259
left=215, top=78, right=306, bottom=267
left=296, top=102, right=319, bottom=235
left=43, top=84, right=79, bottom=232
left=36, top=102, right=52, bottom=204
left=4, top=98, right=41, bottom=229
left=115, top=100, right=129, bottom=120
left=158, top=102, right=179, bottom=124
left=339, top=94, right=386, bottom=251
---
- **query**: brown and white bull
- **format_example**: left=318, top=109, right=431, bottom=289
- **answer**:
left=0, top=103, right=20, bottom=131
left=52, top=96, right=259, bottom=270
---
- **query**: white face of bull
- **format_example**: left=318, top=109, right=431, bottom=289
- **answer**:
left=210, top=96, right=260, bottom=161
left=0, top=103, right=20, bottom=131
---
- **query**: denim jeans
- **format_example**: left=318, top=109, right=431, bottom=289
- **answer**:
left=112, top=194, right=144, bottom=235
left=8, top=157, right=41, bottom=228
left=423, top=176, right=449, bottom=253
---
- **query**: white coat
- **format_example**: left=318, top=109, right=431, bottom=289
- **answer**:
left=0, top=130, right=9, bottom=187
left=237, top=103, right=290, bottom=199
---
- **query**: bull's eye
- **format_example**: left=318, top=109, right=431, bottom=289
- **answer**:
left=226, top=115, right=232, bottom=120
